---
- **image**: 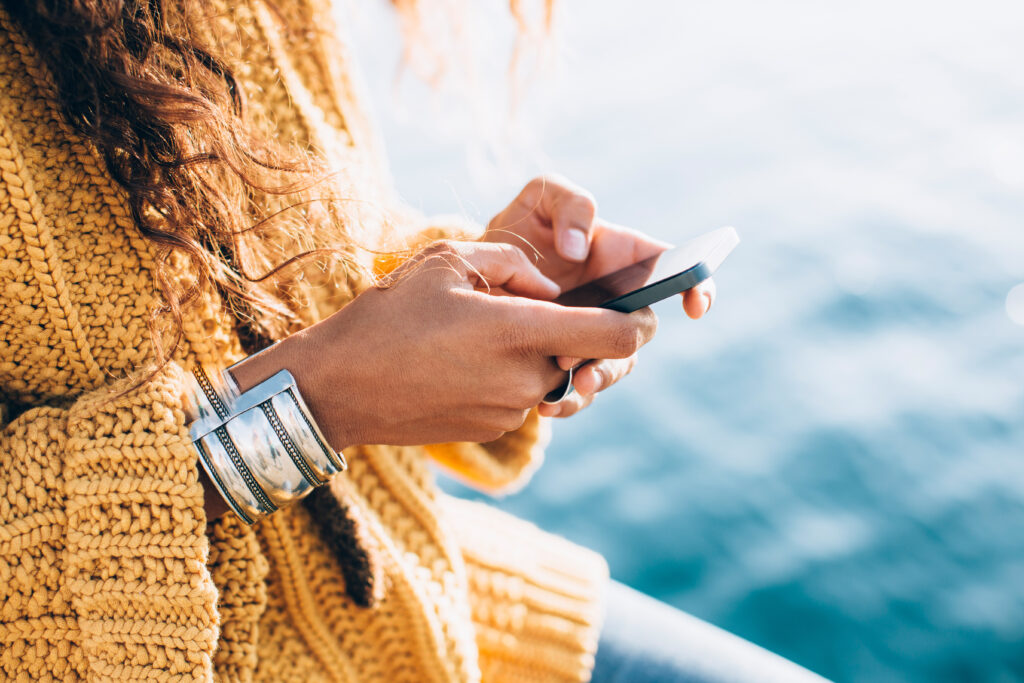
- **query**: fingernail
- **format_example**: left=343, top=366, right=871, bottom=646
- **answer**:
left=558, top=356, right=579, bottom=371
left=702, top=291, right=713, bottom=314
left=560, top=229, right=588, bottom=261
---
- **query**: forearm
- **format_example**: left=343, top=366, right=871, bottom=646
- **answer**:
left=190, top=325, right=359, bottom=525
left=226, top=327, right=357, bottom=452
left=199, top=464, right=231, bottom=521
left=200, top=237, right=653, bottom=513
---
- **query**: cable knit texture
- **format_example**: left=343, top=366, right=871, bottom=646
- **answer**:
left=0, top=1, right=607, bottom=682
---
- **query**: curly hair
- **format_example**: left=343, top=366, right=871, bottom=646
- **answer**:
left=7, top=1, right=369, bottom=368
left=1, top=0, right=396, bottom=605
left=5, top=0, right=556, bottom=366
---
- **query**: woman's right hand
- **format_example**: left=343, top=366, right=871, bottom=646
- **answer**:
left=230, top=240, right=657, bottom=450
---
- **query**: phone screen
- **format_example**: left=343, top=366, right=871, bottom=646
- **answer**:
left=553, top=226, right=738, bottom=310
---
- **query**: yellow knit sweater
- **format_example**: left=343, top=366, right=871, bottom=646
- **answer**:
left=0, top=2, right=608, bottom=682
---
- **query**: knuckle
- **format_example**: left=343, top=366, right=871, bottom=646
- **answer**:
left=522, top=175, right=554, bottom=204
left=496, top=241, right=528, bottom=264
left=631, top=309, right=658, bottom=344
left=568, top=191, right=597, bottom=219
left=511, top=382, right=542, bottom=410
left=601, top=358, right=632, bottom=388
left=499, top=409, right=530, bottom=433
left=417, top=240, right=461, bottom=271
left=610, top=321, right=642, bottom=357
left=528, top=173, right=572, bottom=200
left=530, top=173, right=562, bottom=191
left=423, top=238, right=456, bottom=257
left=559, top=396, right=585, bottom=417
left=526, top=175, right=547, bottom=192
left=538, top=173, right=595, bottom=208
left=467, top=420, right=506, bottom=443
left=475, top=429, right=505, bottom=444
left=642, top=309, right=659, bottom=338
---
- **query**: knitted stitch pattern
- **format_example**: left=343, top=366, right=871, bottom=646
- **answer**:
left=0, top=2, right=607, bottom=682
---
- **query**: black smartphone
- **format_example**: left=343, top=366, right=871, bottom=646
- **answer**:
left=553, top=226, right=739, bottom=312
left=542, top=226, right=738, bottom=404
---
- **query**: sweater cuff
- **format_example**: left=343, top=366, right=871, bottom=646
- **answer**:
left=63, top=363, right=219, bottom=679
left=441, top=495, right=608, bottom=683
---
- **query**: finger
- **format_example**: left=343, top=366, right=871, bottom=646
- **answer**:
left=555, top=356, right=579, bottom=371
left=537, top=390, right=593, bottom=418
left=514, top=174, right=597, bottom=263
left=682, top=278, right=717, bottom=319
left=520, top=300, right=659, bottom=359
left=572, top=356, right=637, bottom=397
left=537, top=401, right=560, bottom=418
left=447, top=241, right=561, bottom=300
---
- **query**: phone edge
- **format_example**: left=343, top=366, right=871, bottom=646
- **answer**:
left=600, top=262, right=713, bottom=313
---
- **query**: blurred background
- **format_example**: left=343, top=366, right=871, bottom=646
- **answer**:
left=347, top=1, right=1024, bottom=681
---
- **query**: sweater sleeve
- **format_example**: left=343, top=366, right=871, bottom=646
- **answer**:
left=0, top=363, right=220, bottom=681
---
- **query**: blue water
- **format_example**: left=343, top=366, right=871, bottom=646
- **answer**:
left=349, top=2, right=1024, bottom=680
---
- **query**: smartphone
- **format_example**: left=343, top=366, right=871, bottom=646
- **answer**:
left=542, top=225, right=738, bottom=404
left=553, top=226, right=739, bottom=312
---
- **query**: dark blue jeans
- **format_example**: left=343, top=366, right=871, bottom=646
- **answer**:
left=591, top=582, right=830, bottom=683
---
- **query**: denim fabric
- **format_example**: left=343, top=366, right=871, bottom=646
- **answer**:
left=591, top=582, right=831, bottom=683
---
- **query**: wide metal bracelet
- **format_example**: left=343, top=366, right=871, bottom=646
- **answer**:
left=188, top=366, right=346, bottom=525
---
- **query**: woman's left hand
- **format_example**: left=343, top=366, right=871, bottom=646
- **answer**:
left=483, top=174, right=716, bottom=418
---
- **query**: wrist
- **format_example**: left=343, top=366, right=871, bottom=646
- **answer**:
left=227, top=328, right=360, bottom=452
left=198, top=463, right=230, bottom=522
left=186, top=356, right=347, bottom=525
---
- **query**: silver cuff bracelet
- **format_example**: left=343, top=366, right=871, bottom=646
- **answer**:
left=186, top=364, right=346, bottom=524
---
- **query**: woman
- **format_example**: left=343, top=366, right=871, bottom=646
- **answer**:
left=0, top=1, right=825, bottom=681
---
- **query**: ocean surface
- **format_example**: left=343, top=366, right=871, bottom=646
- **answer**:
left=348, top=1, right=1024, bottom=681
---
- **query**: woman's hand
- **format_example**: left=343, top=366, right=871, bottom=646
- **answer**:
left=483, top=174, right=715, bottom=418
left=483, top=174, right=716, bottom=315
left=230, top=240, right=657, bottom=449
